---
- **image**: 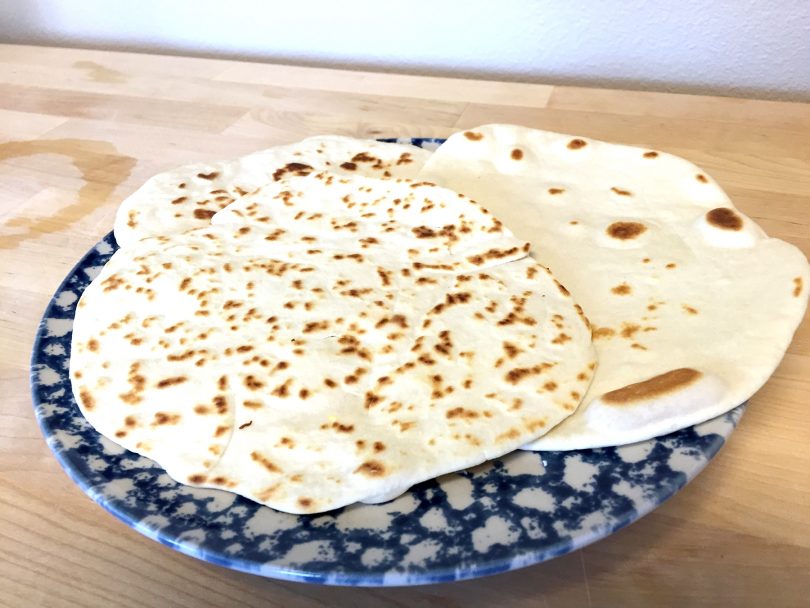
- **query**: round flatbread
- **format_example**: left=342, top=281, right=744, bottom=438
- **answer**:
left=114, top=136, right=431, bottom=247
left=72, top=172, right=595, bottom=512
left=418, top=124, right=809, bottom=450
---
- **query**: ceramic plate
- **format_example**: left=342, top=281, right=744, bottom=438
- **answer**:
left=31, top=138, right=745, bottom=586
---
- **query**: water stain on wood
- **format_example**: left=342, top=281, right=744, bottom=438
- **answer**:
left=73, top=61, right=127, bottom=84
left=0, top=139, right=137, bottom=249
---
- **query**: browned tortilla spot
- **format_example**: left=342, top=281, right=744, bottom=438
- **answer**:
left=464, top=131, right=483, bottom=141
left=511, top=148, right=524, bottom=160
left=271, top=379, right=292, bottom=397
left=567, top=138, right=587, bottom=150
left=87, top=339, right=99, bottom=352
left=505, top=364, right=550, bottom=385
left=706, top=207, right=743, bottom=231
left=412, top=226, right=437, bottom=238
left=197, top=171, right=219, bottom=180
left=548, top=188, right=565, bottom=195
left=446, top=407, right=480, bottom=419
left=496, top=428, right=521, bottom=442
left=620, top=323, right=641, bottom=339
left=153, top=412, right=180, bottom=425
left=643, top=151, right=658, bottom=158
left=244, top=375, right=264, bottom=390
left=592, top=326, right=616, bottom=340
left=79, top=388, right=96, bottom=410
left=213, top=395, right=228, bottom=414
left=611, top=187, right=633, bottom=196
left=355, top=460, right=386, bottom=476
left=193, top=208, right=216, bottom=220
left=696, top=174, right=709, bottom=183
left=298, top=497, right=313, bottom=509
left=156, top=376, right=187, bottom=388
left=552, top=333, right=571, bottom=344
left=602, top=368, right=703, bottom=405
left=272, top=162, right=313, bottom=181
left=188, top=474, right=207, bottom=483
left=682, top=304, right=699, bottom=315
left=503, top=342, right=522, bottom=359
left=251, top=451, right=281, bottom=473
left=607, top=221, right=647, bottom=240
left=611, top=283, right=632, bottom=295
left=794, top=277, right=803, bottom=297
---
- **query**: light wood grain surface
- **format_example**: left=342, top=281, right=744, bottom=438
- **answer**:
left=1, top=44, right=808, bottom=608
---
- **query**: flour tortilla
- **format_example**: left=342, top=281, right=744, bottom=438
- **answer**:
left=72, top=173, right=595, bottom=513
left=113, top=136, right=431, bottom=248
left=418, top=124, right=810, bottom=450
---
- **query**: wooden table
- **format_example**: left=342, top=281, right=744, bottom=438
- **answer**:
left=1, top=44, right=808, bottom=607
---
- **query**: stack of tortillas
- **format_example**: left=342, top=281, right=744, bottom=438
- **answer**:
left=70, top=129, right=808, bottom=514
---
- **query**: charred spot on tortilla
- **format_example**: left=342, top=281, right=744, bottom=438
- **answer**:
left=643, top=151, right=659, bottom=158
left=696, top=174, right=709, bottom=183
left=611, top=187, right=633, bottom=196
left=197, top=171, right=219, bottom=180
left=602, top=368, right=703, bottom=405
left=567, top=138, right=587, bottom=150
left=706, top=207, right=743, bottom=231
left=511, top=148, right=524, bottom=160
left=607, top=221, right=647, bottom=240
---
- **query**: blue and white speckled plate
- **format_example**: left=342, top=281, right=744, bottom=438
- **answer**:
left=31, top=138, right=745, bottom=586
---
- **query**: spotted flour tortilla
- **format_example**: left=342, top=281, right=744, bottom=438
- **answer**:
left=113, top=136, right=431, bottom=248
left=71, top=173, right=595, bottom=513
left=418, top=124, right=809, bottom=450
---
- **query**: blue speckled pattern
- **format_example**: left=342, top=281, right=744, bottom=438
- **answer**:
left=30, top=138, right=745, bottom=586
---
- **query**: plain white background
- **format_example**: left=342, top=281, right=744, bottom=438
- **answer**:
left=0, top=0, right=808, bottom=101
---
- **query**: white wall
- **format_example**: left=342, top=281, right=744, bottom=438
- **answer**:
left=1, top=0, right=808, bottom=101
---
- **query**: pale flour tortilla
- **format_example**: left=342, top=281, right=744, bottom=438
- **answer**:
left=113, top=136, right=431, bottom=248
left=71, top=173, right=595, bottom=513
left=418, top=124, right=809, bottom=450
